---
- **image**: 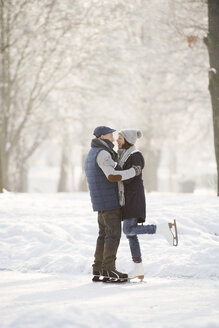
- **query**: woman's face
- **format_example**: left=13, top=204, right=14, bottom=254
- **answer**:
left=117, top=134, right=125, bottom=149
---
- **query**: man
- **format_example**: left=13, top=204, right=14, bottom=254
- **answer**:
left=85, top=126, right=141, bottom=282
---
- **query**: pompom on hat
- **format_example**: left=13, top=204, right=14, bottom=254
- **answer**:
left=119, top=129, right=143, bottom=145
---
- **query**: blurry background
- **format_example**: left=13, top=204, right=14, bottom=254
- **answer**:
left=0, top=0, right=217, bottom=194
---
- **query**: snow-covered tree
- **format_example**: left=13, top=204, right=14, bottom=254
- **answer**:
left=0, top=0, right=96, bottom=191
left=1, top=0, right=215, bottom=193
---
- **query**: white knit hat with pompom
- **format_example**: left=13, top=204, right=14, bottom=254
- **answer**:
left=119, top=129, right=143, bottom=145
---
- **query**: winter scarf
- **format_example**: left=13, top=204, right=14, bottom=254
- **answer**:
left=91, top=138, right=118, bottom=162
left=117, top=145, right=138, bottom=206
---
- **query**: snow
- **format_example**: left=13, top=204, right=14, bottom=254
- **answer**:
left=209, top=68, right=217, bottom=74
left=0, top=192, right=219, bottom=328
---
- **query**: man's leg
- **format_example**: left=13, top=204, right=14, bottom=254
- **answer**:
left=101, top=208, right=121, bottom=271
left=92, top=211, right=105, bottom=272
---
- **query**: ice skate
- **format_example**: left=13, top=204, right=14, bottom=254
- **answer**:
left=92, top=269, right=103, bottom=282
left=102, top=268, right=128, bottom=283
left=157, top=219, right=178, bottom=246
left=128, top=262, right=144, bottom=281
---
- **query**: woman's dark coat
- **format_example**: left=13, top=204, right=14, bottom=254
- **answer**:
left=122, top=152, right=146, bottom=223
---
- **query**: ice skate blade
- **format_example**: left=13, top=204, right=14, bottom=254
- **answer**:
left=92, top=275, right=111, bottom=282
left=128, top=275, right=144, bottom=282
left=168, top=219, right=178, bottom=247
left=92, top=276, right=103, bottom=282
left=103, top=278, right=128, bottom=283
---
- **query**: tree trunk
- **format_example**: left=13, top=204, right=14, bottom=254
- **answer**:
left=0, top=155, right=5, bottom=192
left=78, top=153, right=88, bottom=191
left=0, top=1, right=12, bottom=192
left=0, top=149, right=9, bottom=192
left=17, top=165, right=28, bottom=192
left=143, top=150, right=161, bottom=192
left=57, top=138, right=73, bottom=192
left=204, top=0, right=219, bottom=196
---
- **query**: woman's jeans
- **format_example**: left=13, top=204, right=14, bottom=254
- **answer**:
left=123, top=218, right=156, bottom=263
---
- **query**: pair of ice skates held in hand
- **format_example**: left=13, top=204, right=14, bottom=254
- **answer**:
left=93, top=219, right=178, bottom=283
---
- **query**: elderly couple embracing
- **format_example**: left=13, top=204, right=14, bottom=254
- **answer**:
left=85, top=126, right=178, bottom=283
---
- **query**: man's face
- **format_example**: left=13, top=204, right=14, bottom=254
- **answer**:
left=100, top=132, right=115, bottom=143
left=117, top=133, right=125, bottom=149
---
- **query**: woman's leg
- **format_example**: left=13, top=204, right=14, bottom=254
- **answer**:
left=123, top=218, right=142, bottom=263
left=123, top=218, right=156, bottom=236
left=123, top=219, right=145, bottom=279
left=127, top=235, right=142, bottom=263
left=124, top=218, right=177, bottom=247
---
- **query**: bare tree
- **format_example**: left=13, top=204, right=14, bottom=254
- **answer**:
left=204, top=0, right=219, bottom=196
left=168, top=0, right=219, bottom=195
left=0, top=0, right=95, bottom=191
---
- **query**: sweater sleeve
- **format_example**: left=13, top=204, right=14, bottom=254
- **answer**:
left=96, top=150, right=136, bottom=181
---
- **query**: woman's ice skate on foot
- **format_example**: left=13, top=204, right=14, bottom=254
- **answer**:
left=128, top=262, right=144, bottom=281
left=157, top=219, right=178, bottom=246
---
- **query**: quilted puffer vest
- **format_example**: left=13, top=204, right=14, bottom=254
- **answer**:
left=85, top=146, right=120, bottom=211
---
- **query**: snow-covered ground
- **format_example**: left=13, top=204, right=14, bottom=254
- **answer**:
left=0, top=192, right=219, bottom=328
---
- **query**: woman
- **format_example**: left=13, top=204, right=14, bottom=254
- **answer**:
left=117, top=129, right=178, bottom=281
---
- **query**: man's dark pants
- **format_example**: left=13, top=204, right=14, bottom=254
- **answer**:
left=93, top=208, right=122, bottom=271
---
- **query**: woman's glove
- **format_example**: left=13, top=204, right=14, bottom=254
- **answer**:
left=132, top=165, right=142, bottom=176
